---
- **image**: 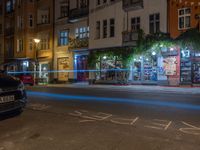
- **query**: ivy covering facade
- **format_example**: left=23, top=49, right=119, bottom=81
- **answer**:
left=88, top=28, right=200, bottom=68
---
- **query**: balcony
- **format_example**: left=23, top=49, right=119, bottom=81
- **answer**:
left=69, top=38, right=89, bottom=50
left=123, top=0, right=143, bottom=11
left=4, top=27, right=14, bottom=36
left=68, top=7, right=89, bottom=23
left=37, top=50, right=52, bottom=59
left=122, top=31, right=138, bottom=46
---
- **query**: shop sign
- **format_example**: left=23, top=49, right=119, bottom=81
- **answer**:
left=195, top=53, right=200, bottom=57
left=181, top=50, right=190, bottom=58
left=161, top=50, right=178, bottom=57
left=163, top=57, right=177, bottom=76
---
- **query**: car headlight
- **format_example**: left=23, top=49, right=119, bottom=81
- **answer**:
left=18, top=82, right=25, bottom=91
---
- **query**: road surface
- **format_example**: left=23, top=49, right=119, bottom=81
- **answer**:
left=0, top=85, right=200, bottom=150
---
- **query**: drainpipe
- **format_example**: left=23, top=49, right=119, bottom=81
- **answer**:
left=52, top=0, right=55, bottom=83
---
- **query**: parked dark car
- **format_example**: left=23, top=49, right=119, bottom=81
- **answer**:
left=0, top=70, right=27, bottom=114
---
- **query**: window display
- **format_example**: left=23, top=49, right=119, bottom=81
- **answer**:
left=193, top=62, right=200, bottom=83
left=180, top=50, right=192, bottom=84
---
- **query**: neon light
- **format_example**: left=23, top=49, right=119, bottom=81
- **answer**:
left=27, top=91, right=200, bottom=111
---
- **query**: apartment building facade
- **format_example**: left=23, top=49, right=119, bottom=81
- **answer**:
left=168, top=0, right=200, bottom=85
left=2, top=0, right=37, bottom=74
left=54, top=0, right=89, bottom=83
left=168, top=0, right=200, bottom=38
left=35, top=0, right=54, bottom=83
left=0, top=0, right=199, bottom=85
left=89, top=0, right=168, bottom=84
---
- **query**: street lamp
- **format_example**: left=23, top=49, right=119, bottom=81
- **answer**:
left=33, top=38, right=40, bottom=85
left=34, top=38, right=41, bottom=44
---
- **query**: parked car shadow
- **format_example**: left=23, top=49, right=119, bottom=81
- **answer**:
left=0, top=109, right=22, bottom=121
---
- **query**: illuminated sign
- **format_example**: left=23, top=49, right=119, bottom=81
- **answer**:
left=195, top=53, right=200, bottom=57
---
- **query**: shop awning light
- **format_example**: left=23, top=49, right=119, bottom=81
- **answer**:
left=152, top=51, right=156, bottom=56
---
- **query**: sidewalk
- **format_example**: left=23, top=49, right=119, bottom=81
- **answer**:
left=31, top=83, right=200, bottom=95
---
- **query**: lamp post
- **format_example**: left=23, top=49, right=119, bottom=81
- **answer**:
left=34, top=38, right=40, bottom=84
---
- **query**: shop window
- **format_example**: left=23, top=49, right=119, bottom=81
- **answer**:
left=180, top=49, right=192, bottom=84
left=133, top=57, right=157, bottom=82
left=192, top=52, right=200, bottom=84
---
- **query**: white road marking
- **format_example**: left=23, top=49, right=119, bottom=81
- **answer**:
left=28, top=103, right=51, bottom=111
left=144, top=119, right=172, bottom=131
left=110, top=117, right=139, bottom=125
left=179, top=122, right=200, bottom=135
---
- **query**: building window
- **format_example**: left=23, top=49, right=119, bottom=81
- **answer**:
left=6, top=0, right=12, bottom=13
left=96, top=0, right=100, bottom=5
left=79, top=0, right=88, bottom=8
left=59, top=30, right=69, bottom=46
left=29, top=39, right=33, bottom=51
left=103, top=20, right=107, bottom=38
left=131, top=17, right=140, bottom=31
left=17, top=39, right=23, bottom=52
left=41, top=15, right=49, bottom=24
left=17, top=15, right=23, bottom=29
left=149, top=13, right=160, bottom=34
left=96, top=21, right=100, bottom=39
left=178, top=8, right=191, bottom=30
left=29, top=14, right=33, bottom=27
left=0, top=4, right=3, bottom=15
left=75, top=27, right=89, bottom=39
left=60, top=4, right=69, bottom=18
left=0, top=24, right=2, bottom=34
left=110, top=18, right=115, bottom=37
left=40, top=38, right=49, bottom=50
left=17, top=0, right=22, bottom=8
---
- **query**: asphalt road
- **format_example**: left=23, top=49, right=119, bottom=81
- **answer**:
left=0, top=85, right=200, bottom=150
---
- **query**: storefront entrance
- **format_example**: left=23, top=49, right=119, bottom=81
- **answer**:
left=76, top=55, right=88, bottom=81
left=132, top=56, right=158, bottom=84
left=38, top=62, right=49, bottom=84
left=192, top=62, right=200, bottom=84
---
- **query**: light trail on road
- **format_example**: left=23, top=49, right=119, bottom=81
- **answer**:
left=27, top=91, right=200, bottom=111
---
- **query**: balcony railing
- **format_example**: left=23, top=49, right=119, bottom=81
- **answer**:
left=123, top=0, right=143, bottom=11
left=69, top=38, right=89, bottom=50
left=37, top=50, right=52, bottom=58
left=122, top=31, right=138, bottom=46
left=69, top=7, right=89, bottom=22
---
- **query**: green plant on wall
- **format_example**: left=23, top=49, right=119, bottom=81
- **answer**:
left=176, top=28, right=200, bottom=51
left=88, top=30, right=175, bottom=68
left=69, top=37, right=89, bottom=49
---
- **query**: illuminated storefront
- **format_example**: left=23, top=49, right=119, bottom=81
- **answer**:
left=180, top=49, right=200, bottom=85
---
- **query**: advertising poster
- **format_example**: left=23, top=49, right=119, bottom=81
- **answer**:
left=163, top=57, right=177, bottom=76
left=58, top=57, right=70, bottom=81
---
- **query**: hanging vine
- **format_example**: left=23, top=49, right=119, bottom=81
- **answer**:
left=175, top=28, right=200, bottom=51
